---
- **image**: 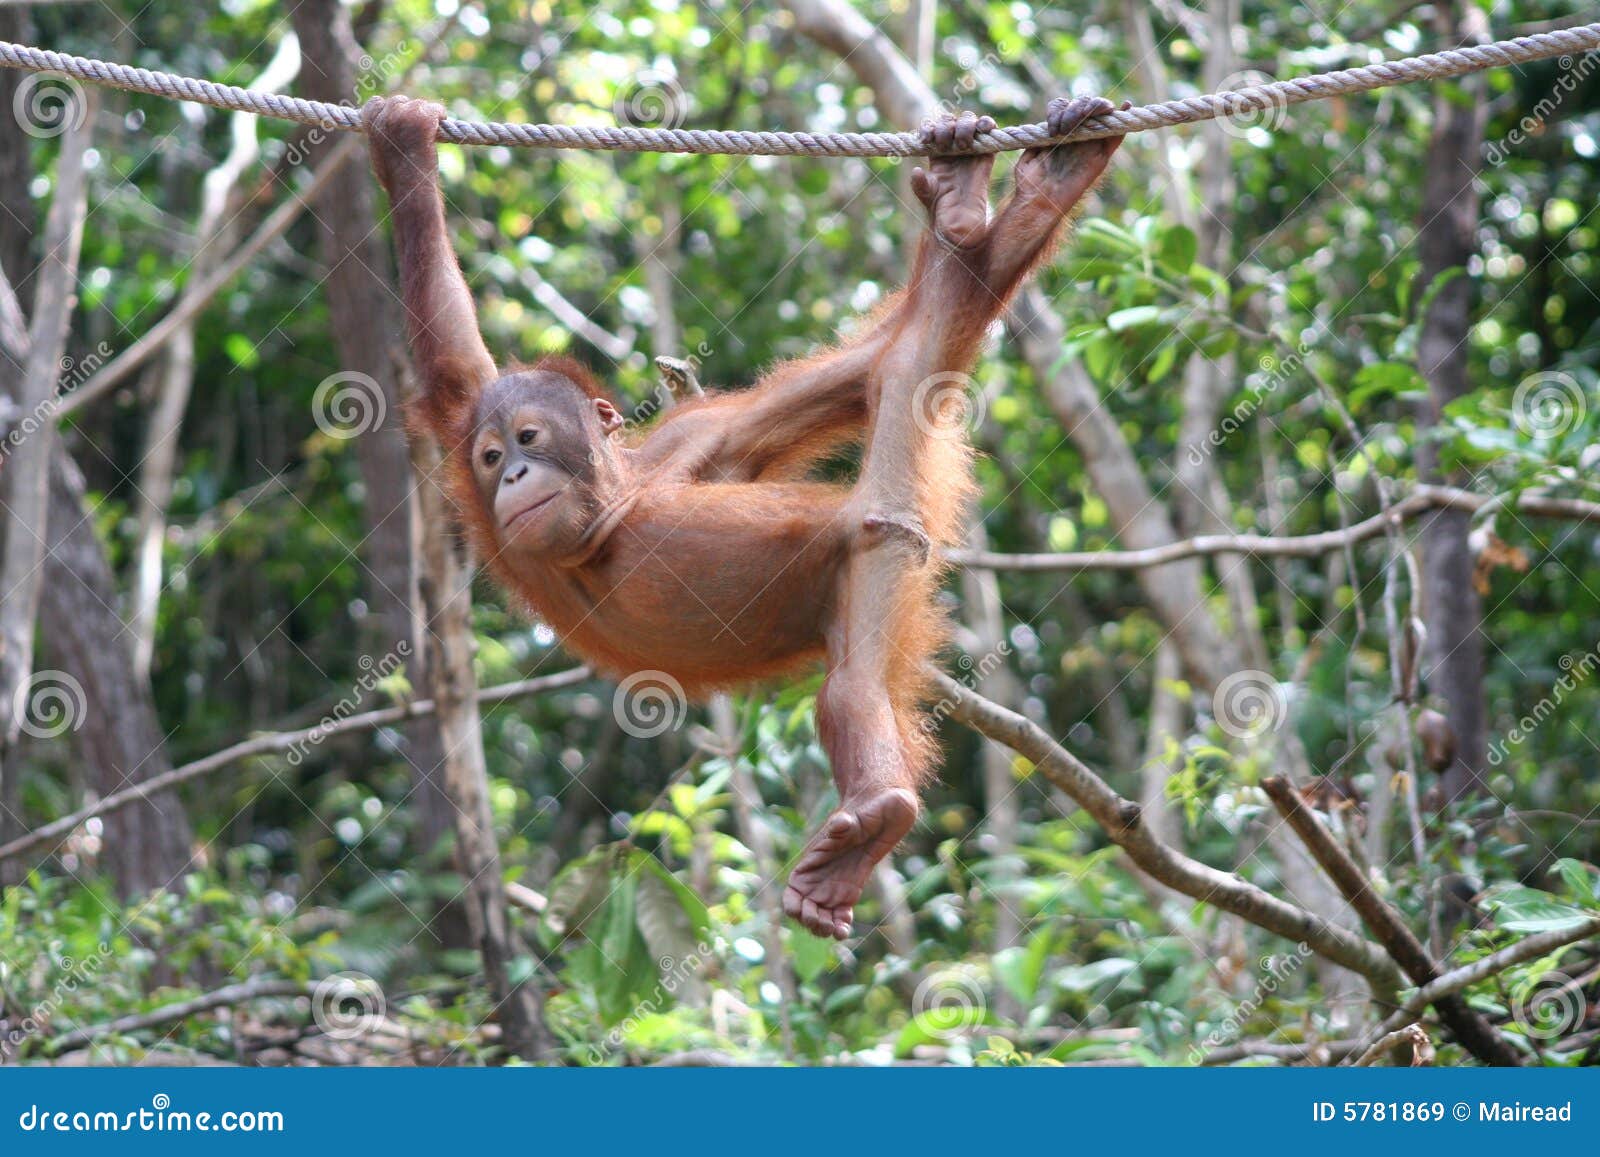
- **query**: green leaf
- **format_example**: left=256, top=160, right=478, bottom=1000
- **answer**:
left=1187, top=265, right=1230, bottom=299
left=1145, top=341, right=1179, bottom=384
left=822, top=984, right=867, bottom=1014
left=993, top=925, right=1053, bottom=1004
left=1076, top=217, right=1142, bottom=255
left=1461, top=427, right=1523, bottom=455
left=594, top=872, right=659, bottom=1025
left=1158, top=225, right=1197, bottom=274
left=631, top=851, right=710, bottom=1005
left=1482, top=885, right=1593, bottom=933
left=790, top=929, right=837, bottom=983
left=1349, top=361, right=1423, bottom=414
left=1107, top=305, right=1162, bottom=332
left=223, top=333, right=260, bottom=370
left=894, top=1006, right=999, bottom=1057
left=542, top=846, right=616, bottom=941
left=1062, top=257, right=1128, bottom=281
left=1084, top=333, right=1116, bottom=380
left=599, top=870, right=639, bottom=979
left=1053, top=957, right=1137, bottom=994
left=1552, top=858, right=1600, bottom=905
left=1197, top=327, right=1236, bottom=357
left=1231, top=283, right=1266, bottom=310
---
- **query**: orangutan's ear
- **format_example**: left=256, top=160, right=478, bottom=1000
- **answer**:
left=595, top=397, right=624, bottom=435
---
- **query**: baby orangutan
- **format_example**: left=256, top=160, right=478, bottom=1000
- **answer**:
left=364, top=95, right=1123, bottom=939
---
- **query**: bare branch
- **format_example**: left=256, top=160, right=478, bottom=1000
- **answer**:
left=931, top=671, right=1404, bottom=991
left=55, top=14, right=461, bottom=418
left=948, top=486, right=1600, bottom=571
left=520, top=264, right=635, bottom=362
left=1353, top=1023, right=1434, bottom=1067
left=1351, top=915, right=1600, bottom=1060
left=1262, top=776, right=1521, bottom=1066
left=45, top=979, right=314, bottom=1055
left=131, top=32, right=302, bottom=676
left=504, top=880, right=548, bottom=914
left=1201, top=1038, right=1362, bottom=1065
left=0, top=666, right=591, bottom=865
left=0, top=264, right=27, bottom=360
left=55, top=136, right=361, bottom=416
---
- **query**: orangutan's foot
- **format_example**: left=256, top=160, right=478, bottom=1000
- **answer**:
left=912, top=112, right=998, bottom=249
left=782, top=787, right=919, bottom=939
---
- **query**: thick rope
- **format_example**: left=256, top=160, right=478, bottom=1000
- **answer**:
left=1, top=25, right=1597, bottom=156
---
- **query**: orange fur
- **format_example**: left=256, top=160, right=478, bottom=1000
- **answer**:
left=366, top=91, right=1123, bottom=939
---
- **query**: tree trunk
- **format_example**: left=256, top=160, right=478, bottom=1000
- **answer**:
left=293, top=0, right=543, bottom=1052
left=1414, top=1, right=1490, bottom=801
left=290, top=0, right=465, bottom=927
left=39, top=454, right=194, bottom=896
left=0, top=91, right=92, bottom=765
left=959, top=525, right=1025, bottom=1023
left=411, top=438, right=549, bottom=1060
left=0, top=4, right=37, bottom=865
left=130, top=36, right=301, bottom=678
